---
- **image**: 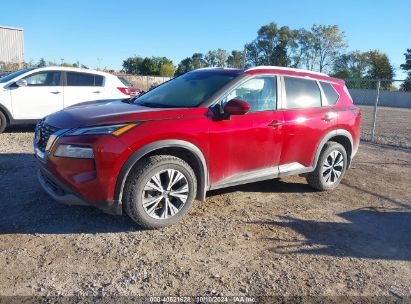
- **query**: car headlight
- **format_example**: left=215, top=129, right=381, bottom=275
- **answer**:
left=55, top=145, right=94, bottom=158
left=66, top=123, right=139, bottom=137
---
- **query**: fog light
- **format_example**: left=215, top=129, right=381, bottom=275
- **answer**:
left=54, top=145, right=94, bottom=159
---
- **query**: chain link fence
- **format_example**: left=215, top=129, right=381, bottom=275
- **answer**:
left=344, top=79, right=411, bottom=148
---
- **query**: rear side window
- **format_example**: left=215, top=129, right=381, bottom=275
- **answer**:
left=66, top=72, right=104, bottom=86
left=24, top=71, right=61, bottom=86
left=320, top=82, right=339, bottom=105
left=284, top=77, right=321, bottom=109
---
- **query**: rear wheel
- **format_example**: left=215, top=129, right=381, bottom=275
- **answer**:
left=306, top=141, right=347, bottom=191
left=0, top=111, right=7, bottom=134
left=123, top=155, right=197, bottom=229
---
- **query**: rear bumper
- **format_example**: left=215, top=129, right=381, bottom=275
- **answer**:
left=37, top=167, right=122, bottom=215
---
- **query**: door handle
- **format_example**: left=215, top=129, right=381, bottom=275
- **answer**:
left=93, top=91, right=101, bottom=94
left=50, top=91, right=61, bottom=94
left=268, top=120, right=283, bottom=128
left=321, top=112, right=338, bottom=122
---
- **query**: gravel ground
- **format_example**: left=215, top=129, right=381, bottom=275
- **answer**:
left=0, top=129, right=410, bottom=298
left=359, top=106, right=411, bottom=148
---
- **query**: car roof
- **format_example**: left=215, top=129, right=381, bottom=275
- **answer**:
left=29, top=66, right=114, bottom=77
left=191, top=66, right=343, bottom=84
left=244, top=66, right=343, bottom=84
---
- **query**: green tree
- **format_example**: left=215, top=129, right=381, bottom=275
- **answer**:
left=227, top=50, right=244, bottom=68
left=140, top=57, right=157, bottom=75
left=308, top=25, right=347, bottom=73
left=175, top=53, right=206, bottom=76
left=38, top=58, right=46, bottom=67
left=400, top=49, right=411, bottom=91
left=159, top=62, right=175, bottom=76
left=122, top=56, right=144, bottom=74
left=332, top=51, right=369, bottom=79
left=245, top=22, right=297, bottom=67
left=205, top=50, right=217, bottom=67
left=175, top=57, right=194, bottom=76
left=192, top=53, right=206, bottom=69
left=215, top=48, right=228, bottom=67
left=365, top=50, right=394, bottom=89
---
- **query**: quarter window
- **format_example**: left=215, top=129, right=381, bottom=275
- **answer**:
left=24, top=71, right=61, bottom=86
left=66, top=72, right=104, bottom=86
left=284, top=77, right=321, bottom=109
left=320, top=82, right=339, bottom=105
left=224, top=76, right=277, bottom=112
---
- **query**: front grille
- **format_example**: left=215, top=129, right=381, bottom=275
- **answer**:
left=35, top=120, right=59, bottom=152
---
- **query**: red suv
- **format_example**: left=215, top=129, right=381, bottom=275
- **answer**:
left=34, top=66, right=361, bottom=228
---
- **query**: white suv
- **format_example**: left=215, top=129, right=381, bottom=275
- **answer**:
left=0, top=66, right=132, bottom=133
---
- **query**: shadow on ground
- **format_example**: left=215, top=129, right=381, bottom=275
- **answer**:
left=254, top=207, right=411, bottom=261
left=208, top=178, right=315, bottom=197
left=5, top=124, right=36, bottom=133
left=0, top=153, right=138, bottom=234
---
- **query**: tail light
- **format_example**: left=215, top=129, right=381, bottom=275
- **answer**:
left=117, top=87, right=130, bottom=95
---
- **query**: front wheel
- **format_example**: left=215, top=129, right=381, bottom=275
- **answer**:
left=0, top=111, right=7, bottom=134
left=123, top=155, right=197, bottom=229
left=306, top=141, right=347, bottom=191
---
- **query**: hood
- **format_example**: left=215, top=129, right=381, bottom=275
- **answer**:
left=45, top=99, right=205, bottom=129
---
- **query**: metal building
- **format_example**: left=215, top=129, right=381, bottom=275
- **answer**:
left=0, top=26, right=24, bottom=69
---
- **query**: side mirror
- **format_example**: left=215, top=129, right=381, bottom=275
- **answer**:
left=223, top=98, right=250, bottom=115
left=15, top=79, right=28, bottom=87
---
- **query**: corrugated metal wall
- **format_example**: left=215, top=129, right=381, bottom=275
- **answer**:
left=0, top=26, right=24, bottom=66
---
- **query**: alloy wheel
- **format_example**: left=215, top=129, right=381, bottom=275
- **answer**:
left=322, top=150, right=344, bottom=185
left=142, top=169, right=189, bottom=219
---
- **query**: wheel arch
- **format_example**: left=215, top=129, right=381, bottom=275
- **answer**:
left=0, top=104, right=12, bottom=125
left=114, top=140, right=208, bottom=203
left=313, top=129, right=353, bottom=169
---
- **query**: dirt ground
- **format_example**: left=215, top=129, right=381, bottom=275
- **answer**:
left=359, top=106, right=411, bottom=148
left=0, top=129, right=410, bottom=299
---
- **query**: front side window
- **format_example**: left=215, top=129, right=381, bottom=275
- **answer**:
left=320, top=81, right=339, bottom=105
left=23, top=71, right=61, bottom=86
left=136, top=71, right=237, bottom=108
left=284, top=77, right=321, bottom=109
left=66, top=72, right=103, bottom=86
left=224, top=76, right=277, bottom=112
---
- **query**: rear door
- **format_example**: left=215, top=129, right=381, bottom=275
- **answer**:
left=279, top=76, right=337, bottom=170
left=10, top=70, right=63, bottom=119
left=209, top=76, right=284, bottom=185
left=63, top=71, right=105, bottom=107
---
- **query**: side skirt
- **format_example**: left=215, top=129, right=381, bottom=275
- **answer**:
left=209, top=162, right=314, bottom=191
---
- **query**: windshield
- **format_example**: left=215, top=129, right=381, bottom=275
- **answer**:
left=0, top=68, right=36, bottom=83
left=135, top=71, right=237, bottom=108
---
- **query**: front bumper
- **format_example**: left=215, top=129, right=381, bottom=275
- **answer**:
left=37, top=166, right=122, bottom=215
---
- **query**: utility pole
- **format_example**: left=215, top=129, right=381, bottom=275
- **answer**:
left=97, top=58, right=102, bottom=70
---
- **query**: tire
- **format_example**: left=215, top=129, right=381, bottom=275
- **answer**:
left=306, top=141, right=347, bottom=191
left=0, top=111, right=7, bottom=134
left=123, top=155, right=197, bottom=229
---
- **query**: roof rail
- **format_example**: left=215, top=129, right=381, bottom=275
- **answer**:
left=245, top=66, right=329, bottom=77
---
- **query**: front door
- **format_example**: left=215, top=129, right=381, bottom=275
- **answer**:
left=10, top=70, right=63, bottom=119
left=209, top=76, right=284, bottom=186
